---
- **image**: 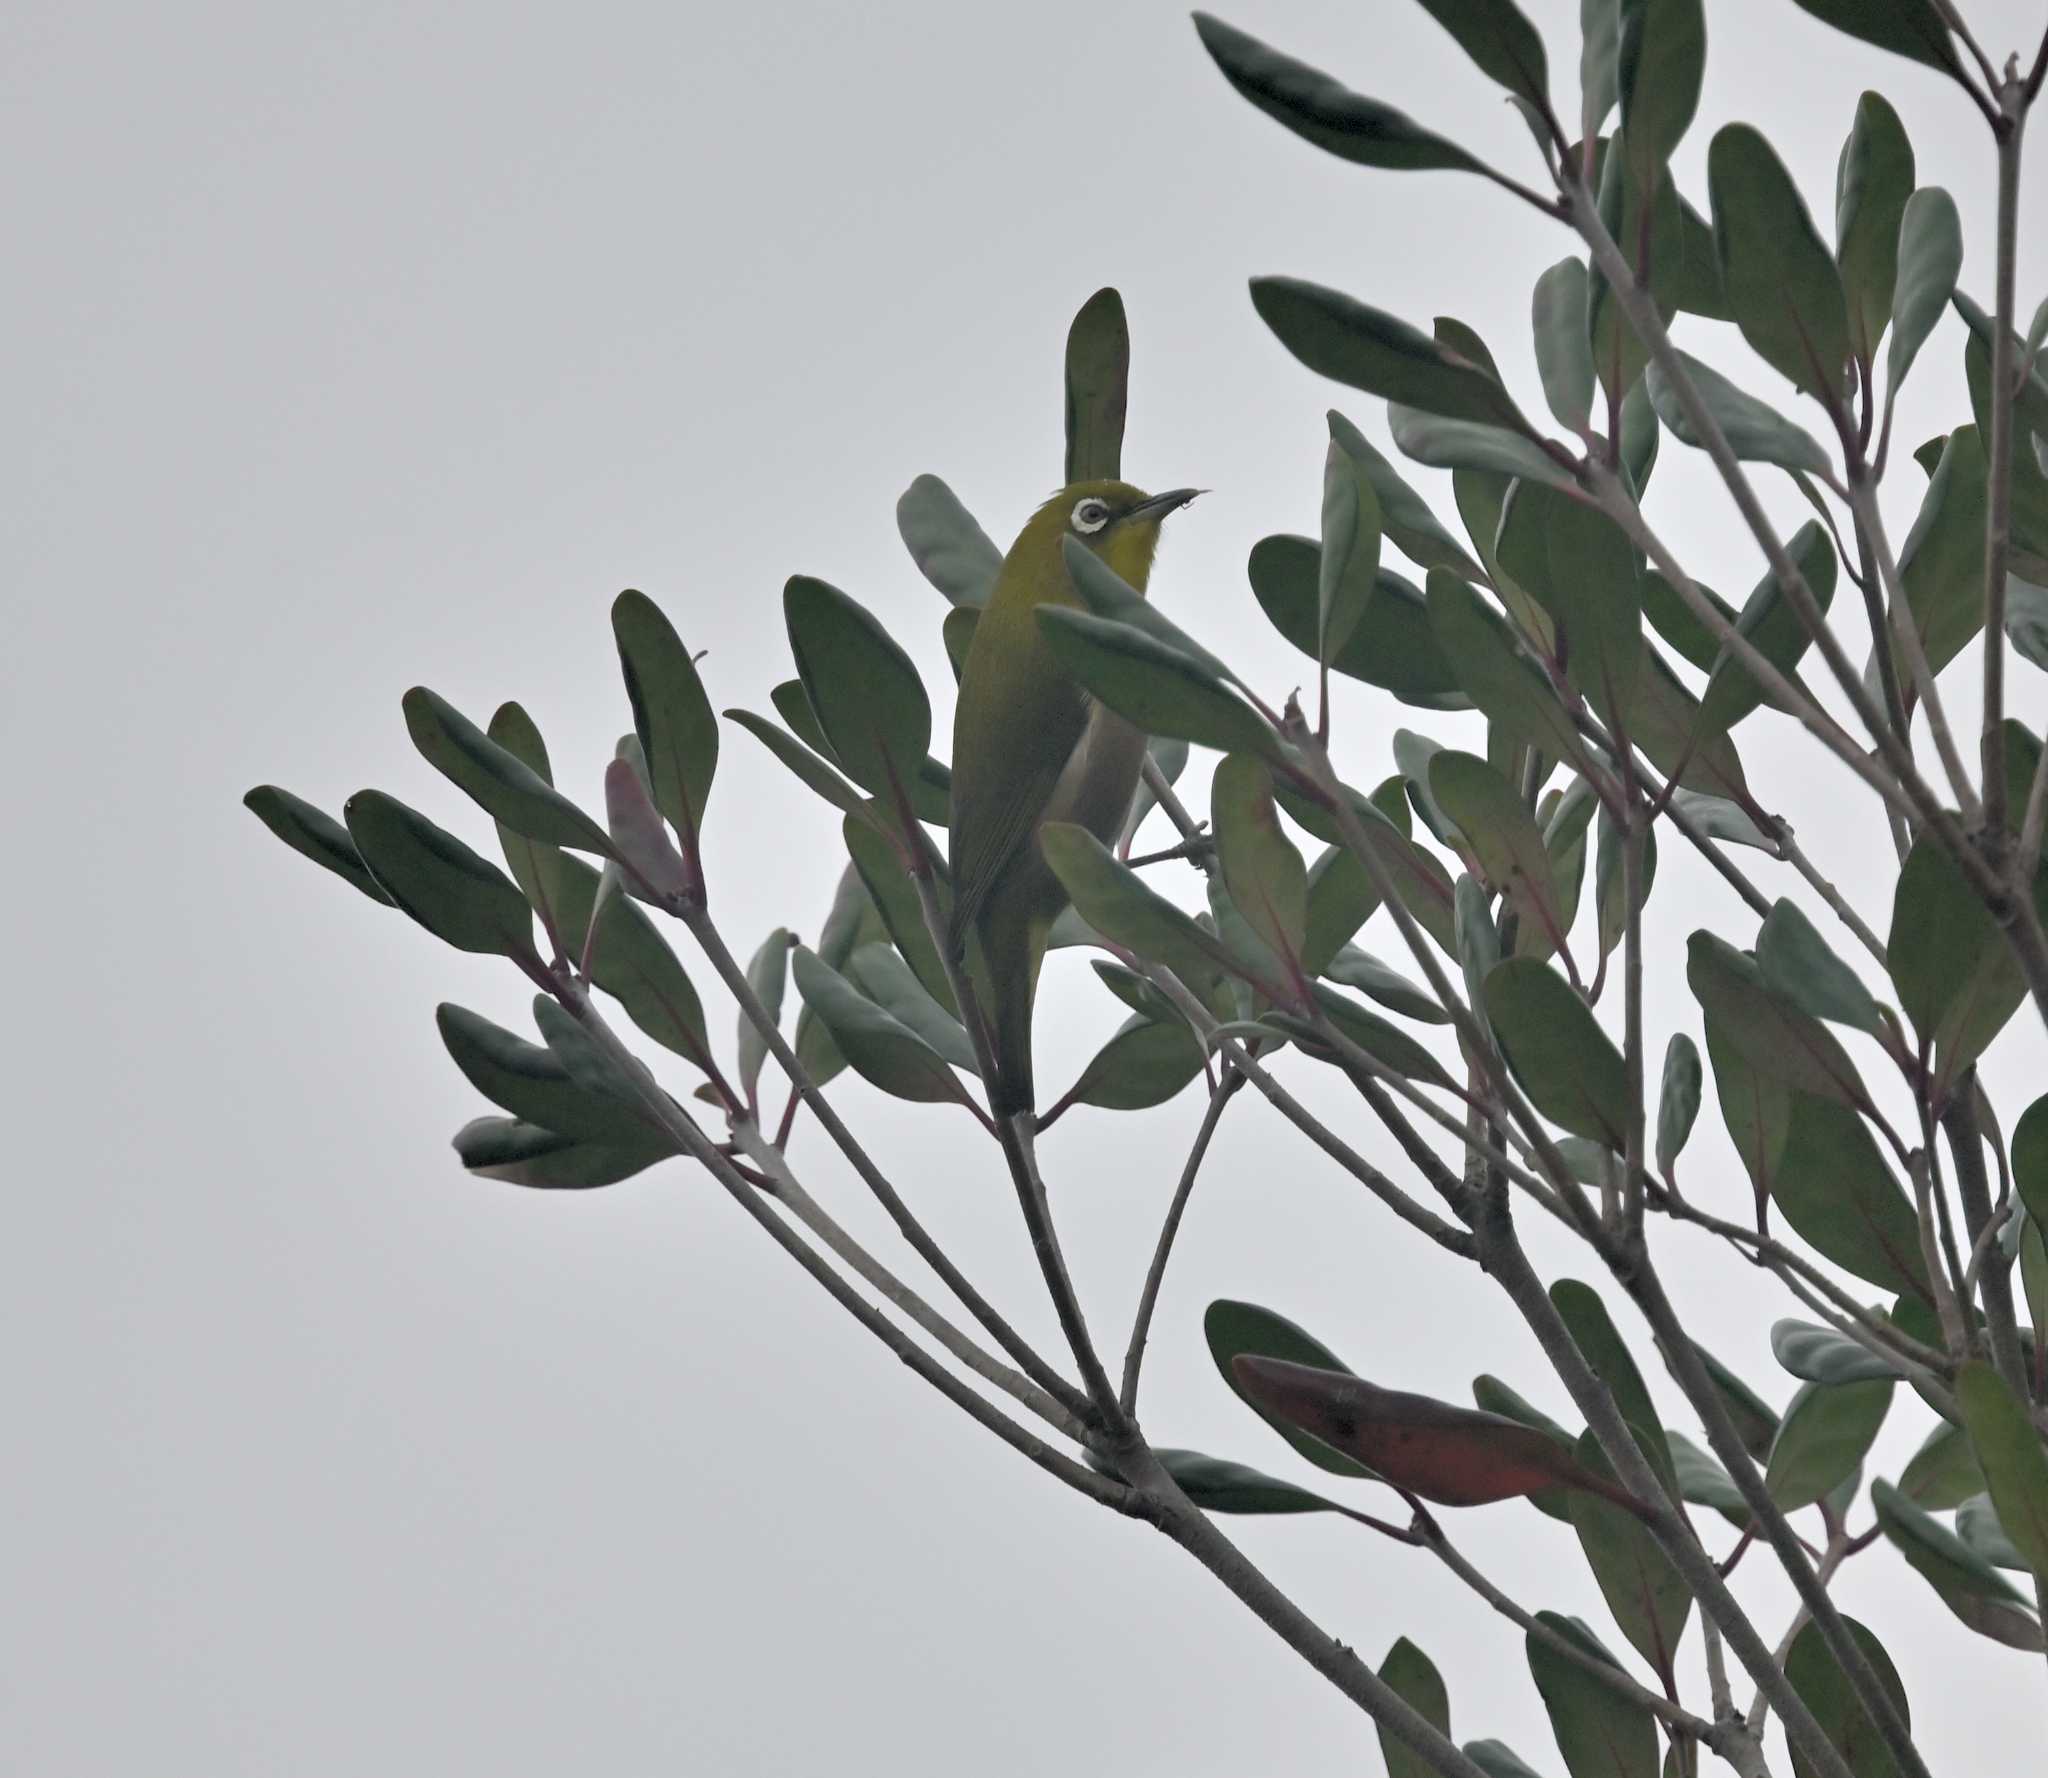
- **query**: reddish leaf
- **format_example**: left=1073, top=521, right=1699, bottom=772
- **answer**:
left=1231, top=1356, right=1650, bottom=1515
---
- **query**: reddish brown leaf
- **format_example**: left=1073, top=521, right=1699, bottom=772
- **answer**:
left=1232, top=1356, right=1650, bottom=1516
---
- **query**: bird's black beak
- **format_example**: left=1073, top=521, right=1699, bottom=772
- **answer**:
left=1120, top=487, right=1205, bottom=525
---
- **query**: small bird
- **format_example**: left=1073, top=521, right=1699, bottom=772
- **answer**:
left=948, top=479, right=1200, bottom=1120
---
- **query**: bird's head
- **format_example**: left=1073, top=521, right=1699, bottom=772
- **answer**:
left=1036, top=479, right=1202, bottom=594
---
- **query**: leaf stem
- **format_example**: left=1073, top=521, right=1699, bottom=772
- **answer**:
left=1982, top=94, right=2028, bottom=849
left=680, top=901, right=1092, bottom=1423
left=1120, top=1070, right=1243, bottom=1414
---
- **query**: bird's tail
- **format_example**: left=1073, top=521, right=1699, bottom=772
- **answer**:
left=973, top=894, right=1047, bottom=1120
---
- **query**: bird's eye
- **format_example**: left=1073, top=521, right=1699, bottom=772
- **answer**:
left=1071, top=498, right=1110, bottom=534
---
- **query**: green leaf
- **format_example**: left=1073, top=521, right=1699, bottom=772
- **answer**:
left=1649, top=1033, right=1701, bottom=1179
left=1250, top=536, right=1470, bottom=708
left=736, top=929, right=793, bottom=1105
left=1065, top=286, right=1128, bottom=483
left=1774, top=1094, right=1931, bottom=1300
left=724, top=708, right=869, bottom=821
left=1956, top=1361, right=2048, bottom=1582
left=896, top=474, right=1000, bottom=608
left=1389, top=406, right=1576, bottom=489
left=1592, top=806, right=1653, bottom=970
left=554, top=856, right=715, bottom=1073
left=1886, top=187, right=1963, bottom=402
left=1326, top=411, right=1485, bottom=578
left=1378, top=1636, right=1452, bottom=1778
left=846, top=942, right=976, bottom=1074
left=1324, top=945, right=1448, bottom=1023
left=1619, top=375, right=1660, bottom=492
left=1040, top=823, right=1231, bottom=994
left=1320, top=425, right=1384, bottom=665
left=1544, top=777, right=1598, bottom=936
left=1532, top=257, right=1595, bottom=433
left=1568, top=1429, right=1691, bottom=1680
left=1486, top=958, right=1630, bottom=1147
left=1147, top=1447, right=1352, bottom=1515
left=1274, top=780, right=1459, bottom=955
left=451, top=1115, right=670, bottom=1189
left=789, top=946, right=974, bottom=1108
left=483, top=702, right=572, bottom=947
left=1580, top=0, right=1620, bottom=137
left=1287, top=984, right=1453, bottom=1086
left=1618, top=0, right=1704, bottom=186
left=2009, top=577, right=2048, bottom=671
left=612, top=591, right=719, bottom=853
left=1783, top=0, right=1965, bottom=82
left=1497, top=483, right=1641, bottom=732
left=2016, top=1095, right=2048, bottom=1228
left=1784, top=1614, right=1911, bottom=1778
left=1668, top=1428, right=1748, bottom=1521
left=1411, top=0, right=1549, bottom=112
left=1703, top=1010, right=1792, bottom=1227
left=794, top=863, right=884, bottom=1087
left=1551, top=1279, right=1673, bottom=1488
left=1766, top=1377, right=1894, bottom=1511
left=1427, top=573, right=1591, bottom=771
left=1645, top=351, right=1832, bottom=473
left=1900, top=1419, right=1986, bottom=1509
left=1835, top=92, right=1914, bottom=365
left=1431, top=751, right=1567, bottom=958
left=842, top=814, right=956, bottom=1017
left=1464, top=1739, right=1551, bottom=1778
left=436, top=1002, right=673, bottom=1153
left=1252, top=277, right=1537, bottom=431
left=402, top=686, right=616, bottom=862
left=1062, top=1012, right=1205, bottom=1111
left=1709, top=120, right=1855, bottom=403
left=1771, top=1319, right=1901, bottom=1384
left=1527, top=1612, right=1659, bottom=1778
left=1194, top=14, right=1496, bottom=177
left=1061, top=535, right=1239, bottom=689
left=343, top=791, right=536, bottom=961
left=1889, top=834, right=2025, bottom=1103
left=1871, top=1478, right=2044, bottom=1650
left=1204, top=1298, right=1371, bottom=1477
left=1213, top=755, right=1308, bottom=974
left=1687, top=933, right=1868, bottom=1109
left=1699, top=520, right=1838, bottom=736
left=244, top=784, right=395, bottom=906
left=1758, top=898, right=1884, bottom=1035
left=1036, top=608, right=1278, bottom=762
left=1958, top=1491, right=2029, bottom=1570
left=1898, top=425, right=1988, bottom=675
left=783, top=576, right=932, bottom=808
left=1302, top=848, right=1381, bottom=980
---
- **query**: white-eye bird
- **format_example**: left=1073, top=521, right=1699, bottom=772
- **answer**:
left=947, top=479, right=1200, bottom=1119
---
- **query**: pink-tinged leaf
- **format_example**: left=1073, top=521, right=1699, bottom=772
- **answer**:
left=1231, top=1356, right=1649, bottom=1515
left=605, top=757, right=694, bottom=901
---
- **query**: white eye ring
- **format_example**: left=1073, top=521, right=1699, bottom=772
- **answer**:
left=1071, top=498, right=1110, bottom=534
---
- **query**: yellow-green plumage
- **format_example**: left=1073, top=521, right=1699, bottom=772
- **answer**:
left=948, top=479, right=1197, bottom=1117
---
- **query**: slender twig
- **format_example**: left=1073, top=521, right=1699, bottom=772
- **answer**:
left=1764, top=816, right=1888, bottom=964
left=1121, top=1070, right=1243, bottom=1414
left=1472, top=1195, right=1879, bottom=1778
left=1617, top=1250, right=1935, bottom=1778
left=1982, top=100, right=2028, bottom=849
left=553, top=973, right=1134, bottom=1509
left=730, top=1122, right=1085, bottom=1440
left=1845, top=477, right=1982, bottom=824
left=1417, top=1514, right=1724, bottom=1747
left=679, top=903, right=1090, bottom=1423
left=1622, top=799, right=1647, bottom=1231
left=904, top=867, right=1129, bottom=1428
left=1744, top=1520, right=1853, bottom=1736
left=1944, top=1082, right=2029, bottom=1394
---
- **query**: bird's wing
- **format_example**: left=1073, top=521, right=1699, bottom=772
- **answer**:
left=947, top=606, right=1092, bottom=937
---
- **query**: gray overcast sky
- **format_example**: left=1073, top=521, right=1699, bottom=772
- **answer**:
left=8, top=0, right=2046, bottom=1771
